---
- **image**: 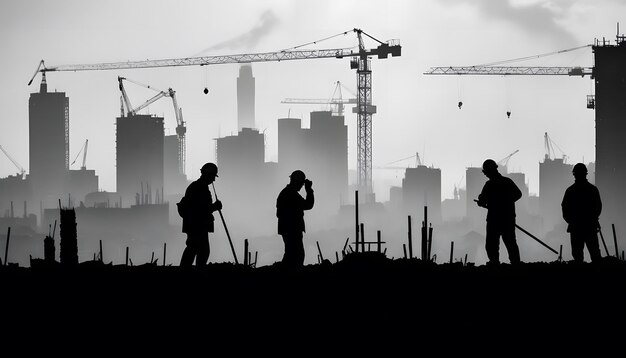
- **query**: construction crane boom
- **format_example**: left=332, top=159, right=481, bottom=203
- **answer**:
left=425, top=66, right=592, bottom=76
left=0, top=145, right=26, bottom=178
left=28, top=28, right=401, bottom=195
left=281, top=81, right=357, bottom=116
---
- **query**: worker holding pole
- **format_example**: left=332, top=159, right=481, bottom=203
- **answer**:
left=276, top=170, right=314, bottom=267
left=178, top=162, right=222, bottom=267
left=561, top=163, right=602, bottom=263
left=475, top=159, right=522, bottom=265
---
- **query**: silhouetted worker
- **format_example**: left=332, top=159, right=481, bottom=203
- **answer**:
left=561, top=163, right=602, bottom=263
left=475, top=159, right=522, bottom=265
left=276, top=170, right=314, bottom=267
left=179, top=163, right=222, bottom=267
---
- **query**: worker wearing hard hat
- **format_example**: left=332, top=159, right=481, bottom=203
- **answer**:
left=475, top=159, right=523, bottom=265
left=276, top=170, right=315, bottom=267
left=178, top=162, right=222, bottom=267
left=561, top=163, right=602, bottom=263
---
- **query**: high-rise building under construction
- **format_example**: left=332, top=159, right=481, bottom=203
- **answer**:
left=237, top=64, right=255, bottom=130
left=116, top=114, right=164, bottom=206
left=28, top=74, right=69, bottom=206
left=593, top=37, right=626, bottom=229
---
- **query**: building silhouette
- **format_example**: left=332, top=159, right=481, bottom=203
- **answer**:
left=278, top=111, right=348, bottom=215
left=116, top=114, right=164, bottom=206
left=539, top=157, right=572, bottom=232
left=401, top=165, right=442, bottom=224
left=594, top=37, right=626, bottom=229
left=237, top=64, right=255, bottom=131
left=29, top=74, right=69, bottom=207
left=465, top=167, right=486, bottom=226
left=164, top=134, right=187, bottom=195
left=215, top=127, right=279, bottom=236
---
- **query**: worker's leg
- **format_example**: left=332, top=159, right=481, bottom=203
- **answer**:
left=584, top=228, right=602, bottom=263
left=195, top=232, right=210, bottom=266
left=180, top=233, right=198, bottom=267
left=570, top=231, right=585, bottom=262
left=282, top=233, right=294, bottom=266
left=293, top=232, right=305, bottom=266
left=502, top=223, right=520, bottom=264
left=485, top=221, right=501, bottom=265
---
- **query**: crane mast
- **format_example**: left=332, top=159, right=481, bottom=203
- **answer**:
left=29, top=28, right=401, bottom=195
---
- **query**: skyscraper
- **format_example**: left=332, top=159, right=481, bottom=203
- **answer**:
left=28, top=73, right=69, bottom=206
left=116, top=114, right=164, bottom=206
left=237, top=64, right=255, bottom=130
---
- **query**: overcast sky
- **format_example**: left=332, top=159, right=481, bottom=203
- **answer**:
left=0, top=0, right=624, bottom=201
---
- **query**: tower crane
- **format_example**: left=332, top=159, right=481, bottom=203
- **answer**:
left=544, top=132, right=567, bottom=161
left=0, top=145, right=26, bottom=179
left=118, top=76, right=187, bottom=176
left=27, top=28, right=401, bottom=195
left=497, top=149, right=519, bottom=173
left=71, top=139, right=89, bottom=170
left=281, top=81, right=357, bottom=116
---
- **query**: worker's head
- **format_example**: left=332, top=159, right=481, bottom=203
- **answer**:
left=482, top=159, right=499, bottom=178
left=200, top=162, right=219, bottom=184
left=289, top=170, right=306, bottom=190
left=572, top=163, right=588, bottom=180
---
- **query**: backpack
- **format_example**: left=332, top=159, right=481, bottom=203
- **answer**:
left=176, top=196, right=189, bottom=218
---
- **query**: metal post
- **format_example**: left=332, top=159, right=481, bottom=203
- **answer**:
left=99, top=240, right=103, bottom=263
left=407, top=216, right=412, bottom=259
left=558, top=245, right=563, bottom=262
left=163, top=242, right=167, bottom=267
left=4, top=227, right=10, bottom=266
left=428, top=224, right=433, bottom=261
left=244, top=239, right=249, bottom=266
left=403, top=244, right=407, bottom=259
left=612, top=224, right=619, bottom=258
left=360, top=223, right=365, bottom=252
left=449, top=241, right=454, bottom=264
left=316, top=241, right=324, bottom=262
left=125, top=247, right=129, bottom=266
left=377, top=230, right=381, bottom=253
left=355, top=191, right=359, bottom=253
left=599, top=225, right=610, bottom=257
left=335, top=252, right=339, bottom=263
left=151, top=252, right=155, bottom=264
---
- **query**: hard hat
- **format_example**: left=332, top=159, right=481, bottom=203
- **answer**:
left=201, top=162, right=219, bottom=177
left=573, top=163, right=588, bottom=175
left=289, top=170, right=306, bottom=181
left=482, top=159, right=498, bottom=171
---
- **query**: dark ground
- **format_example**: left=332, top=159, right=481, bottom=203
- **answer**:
left=1, top=254, right=625, bottom=355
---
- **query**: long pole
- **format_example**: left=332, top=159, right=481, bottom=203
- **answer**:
left=4, top=227, right=10, bottom=266
left=515, top=224, right=558, bottom=255
left=212, top=183, right=239, bottom=264
left=598, top=225, right=610, bottom=257
left=355, top=191, right=359, bottom=253
left=612, top=224, right=619, bottom=258
left=407, top=216, right=412, bottom=259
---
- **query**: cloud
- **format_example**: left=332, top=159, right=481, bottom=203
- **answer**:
left=443, top=0, right=579, bottom=47
left=196, top=10, right=279, bottom=54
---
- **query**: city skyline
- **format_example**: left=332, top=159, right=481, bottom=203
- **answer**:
left=0, top=0, right=622, bottom=201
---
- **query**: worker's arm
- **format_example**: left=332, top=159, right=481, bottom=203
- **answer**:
left=476, top=183, right=489, bottom=208
left=594, top=186, right=602, bottom=220
left=561, top=189, right=571, bottom=224
left=303, top=180, right=315, bottom=211
left=510, top=179, right=522, bottom=202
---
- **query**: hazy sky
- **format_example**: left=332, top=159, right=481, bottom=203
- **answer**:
left=0, top=0, right=623, bottom=201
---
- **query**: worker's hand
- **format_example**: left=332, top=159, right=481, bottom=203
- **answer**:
left=474, top=199, right=486, bottom=208
left=213, top=200, right=223, bottom=211
left=304, top=179, right=313, bottom=191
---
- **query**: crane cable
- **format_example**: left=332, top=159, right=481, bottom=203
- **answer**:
left=474, top=44, right=592, bottom=67
left=280, top=29, right=357, bottom=52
